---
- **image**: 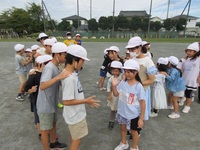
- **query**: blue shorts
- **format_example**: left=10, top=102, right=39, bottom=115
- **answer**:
left=100, top=69, right=107, bottom=77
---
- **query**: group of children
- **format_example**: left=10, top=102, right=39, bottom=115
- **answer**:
left=14, top=32, right=200, bottom=150
left=96, top=36, right=200, bottom=150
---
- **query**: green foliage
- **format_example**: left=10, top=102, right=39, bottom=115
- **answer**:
left=57, top=20, right=71, bottom=31
left=129, top=16, right=142, bottom=31
left=150, top=21, right=162, bottom=31
left=98, top=16, right=109, bottom=30
left=115, top=16, right=129, bottom=30
left=88, top=18, right=98, bottom=31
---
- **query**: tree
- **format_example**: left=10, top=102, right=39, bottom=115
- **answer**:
left=88, top=18, right=98, bottom=31
left=115, top=16, right=129, bottom=30
left=129, top=16, right=142, bottom=31
left=98, top=16, right=108, bottom=30
left=140, top=18, right=149, bottom=32
left=150, top=21, right=162, bottom=31
left=57, top=20, right=71, bottom=31
left=176, top=18, right=187, bottom=31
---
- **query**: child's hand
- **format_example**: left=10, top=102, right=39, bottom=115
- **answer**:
left=138, top=118, right=144, bottom=128
left=86, top=95, right=101, bottom=108
left=160, top=71, right=168, bottom=76
left=57, top=69, right=70, bottom=80
left=112, top=77, right=120, bottom=87
left=31, top=85, right=38, bottom=93
left=108, top=96, right=112, bottom=101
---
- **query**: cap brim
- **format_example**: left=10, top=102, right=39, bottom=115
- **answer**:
left=81, top=57, right=90, bottom=61
left=122, top=67, right=138, bottom=70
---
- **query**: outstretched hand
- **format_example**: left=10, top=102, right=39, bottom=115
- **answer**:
left=86, top=95, right=101, bottom=108
left=112, top=77, right=120, bottom=87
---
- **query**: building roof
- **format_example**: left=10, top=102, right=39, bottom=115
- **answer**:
left=119, top=11, right=150, bottom=17
left=171, top=14, right=199, bottom=20
left=62, top=15, right=87, bottom=21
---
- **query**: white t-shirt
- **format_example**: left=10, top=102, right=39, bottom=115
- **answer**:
left=178, top=57, right=200, bottom=90
left=117, top=80, right=145, bottom=120
left=62, top=73, right=86, bottom=125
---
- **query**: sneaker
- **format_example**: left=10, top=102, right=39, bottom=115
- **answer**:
left=16, top=96, right=24, bottom=102
left=168, top=112, right=180, bottom=119
left=150, top=112, right=158, bottom=117
left=38, top=134, right=41, bottom=140
left=167, top=105, right=174, bottom=110
left=58, top=103, right=63, bottom=108
left=114, top=141, right=129, bottom=150
left=130, top=146, right=139, bottom=150
left=129, top=135, right=132, bottom=141
left=108, top=121, right=115, bottom=130
left=182, top=106, right=191, bottom=113
left=96, top=82, right=99, bottom=85
left=178, top=97, right=186, bottom=106
left=49, top=141, right=67, bottom=150
left=100, top=87, right=106, bottom=90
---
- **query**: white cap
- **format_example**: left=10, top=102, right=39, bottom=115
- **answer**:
left=106, top=46, right=120, bottom=53
left=111, top=61, right=123, bottom=68
left=38, top=33, right=48, bottom=39
left=76, top=34, right=81, bottom=37
left=186, top=42, right=199, bottom=52
left=142, top=41, right=150, bottom=46
left=66, top=32, right=71, bottom=35
left=104, top=48, right=108, bottom=55
left=25, top=48, right=32, bottom=52
left=168, top=56, right=179, bottom=66
left=51, top=37, right=57, bottom=43
left=126, top=50, right=130, bottom=54
left=125, top=36, right=142, bottom=49
left=36, top=55, right=53, bottom=64
left=67, top=45, right=90, bottom=61
left=31, top=45, right=40, bottom=51
left=14, top=44, right=25, bottom=52
left=157, top=57, right=169, bottom=65
left=122, top=59, right=140, bottom=70
left=44, top=39, right=55, bottom=46
left=52, top=42, right=68, bottom=53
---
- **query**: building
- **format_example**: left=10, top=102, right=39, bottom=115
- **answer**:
left=150, top=17, right=163, bottom=24
left=171, top=14, right=199, bottom=36
left=119, top=11, right=150, bottom=20
left=62, top=15, right=88, bottom=31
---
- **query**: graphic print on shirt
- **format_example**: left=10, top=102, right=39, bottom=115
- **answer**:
left=128, top=93, right=135, bottom=104
left=77, top=78, right=83, bottom=93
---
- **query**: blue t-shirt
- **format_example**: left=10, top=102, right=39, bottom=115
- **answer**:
left=117, top=80, right=145, bottom=120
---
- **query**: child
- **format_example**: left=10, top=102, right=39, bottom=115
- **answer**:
left=75, top=34, right=82, bottom=45
left=63, top=32, right=77, bottom=46
left=160, top=56, right=186, bottom=119
left=14, top=44, right=32, bottom=101
left=150, top=57, right=168, bottom=117
left=107, top=61, right=122, bottom=130
left=62, top=45, right=100, bottom=150
left=25, top=48, right=34, bottom=74
left=96, top=48, right=112, bottom=90
left=112, top=59, right=145, bottom=150
left=142, top=41, right=153, bottom=59
left=177, top=42, right=200, bottom=113
left=24, top=55, right=52, bottom=140
left=37, top=42, right=68, bottom=150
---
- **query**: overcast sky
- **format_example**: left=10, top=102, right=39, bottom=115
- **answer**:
left=0, top=0, right=199, bottom=22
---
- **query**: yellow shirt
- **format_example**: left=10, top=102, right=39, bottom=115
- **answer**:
left=63, top=39, right=77, bottom=46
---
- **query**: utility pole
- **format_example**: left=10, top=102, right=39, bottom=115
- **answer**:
left=77, top=0, right=80, bottom=32
left=90, top=0, right=92, bottom=19
left=147, top=0, right=153, bottom=35
left=167, top=0, right=170, bottom=19
left=184, top=0, right=191, bottom=37
left=112, top=0, right=115, bottom=38
left=41, top=0, right=46, bottom=32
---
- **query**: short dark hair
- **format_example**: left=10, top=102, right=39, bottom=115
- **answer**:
left=65, top=53, right=81, bottom=65
left=157, top=63, right=168, bottom=72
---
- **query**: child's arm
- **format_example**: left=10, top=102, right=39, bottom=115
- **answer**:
left=40, top=69, right=69, bottom=90
left=112, top=77, right=120, bottom=97
left=142, top=74, right=155, bottom=86
left=107, top=78, right=112, bottom=100
left=107, top=92, right=112, bottom=101
left=138, top=99, right=146, bottom=128
left=28, top=85, right=38, bottom=94
left=63, top=95, right=100, bottom=108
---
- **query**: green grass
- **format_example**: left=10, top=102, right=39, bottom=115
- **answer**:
left=0, top=37, right=199, bottom=43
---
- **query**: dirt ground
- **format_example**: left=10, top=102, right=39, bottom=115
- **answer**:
left=0, top=41, right=200, bottom=150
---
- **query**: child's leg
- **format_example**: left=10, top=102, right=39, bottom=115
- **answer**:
left=120, top=124, right=128, bottom=144
left=110, top=110, right=116, bottom=121
left=167, top=92, right=173, bottom=106
left=130, top=130, right=139, bottom=149
left=70, top=137, right=81, bottom=150
left=49, top=123, right=57, bottom=143
left=41, top=130, right=50, bottom=150
left=172, top=96, right=179, bottom=113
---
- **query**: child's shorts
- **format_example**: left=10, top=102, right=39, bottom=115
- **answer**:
left=185, top=89, right=194, bottom=98
left=18, top=74, right=27, bottom=84
left=100, top=69, right=107, bottom=77
left=173, top=91, right=184, bottom=97
left=38, top=113, right=57, bottom=130
left=130, top=117, right=142, bottom=133
left=68, top=118, right=88, bottom=140
left=107, top=94, right=118, bottom=111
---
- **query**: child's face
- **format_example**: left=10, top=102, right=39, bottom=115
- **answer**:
left=111, top=68, right=121, bottom=77
left=45, top=45, right=52, bottom=55
left=185, top=49, right=196, bottom=58
left=124, top=69, right=136, bottom=80
left=76, top=59, right=85, bottom=70
left=108, top=51, right=117, bottom=60
left=57, top=52, right=66, bottom=64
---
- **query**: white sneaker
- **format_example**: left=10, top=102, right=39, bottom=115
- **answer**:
left=192, top=97, right=194, bottom=102
left=178, top=97, right=186, bottom=106
left=182, top=106, right=191, bottom=113
left=114, top=141, right=129, bottom=150
left=168, top=112, right=180, bottom=119
left=96, top=82, right=99, bottom=85
left=150, top=112, right=158, bottom=117
left=130, top=146, right=139, bottom=150
left=100, top=87, right=106, bottom=90
left=16, top=96, right=24, bottom=102
left=167, top=105, right=174, bottom=110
